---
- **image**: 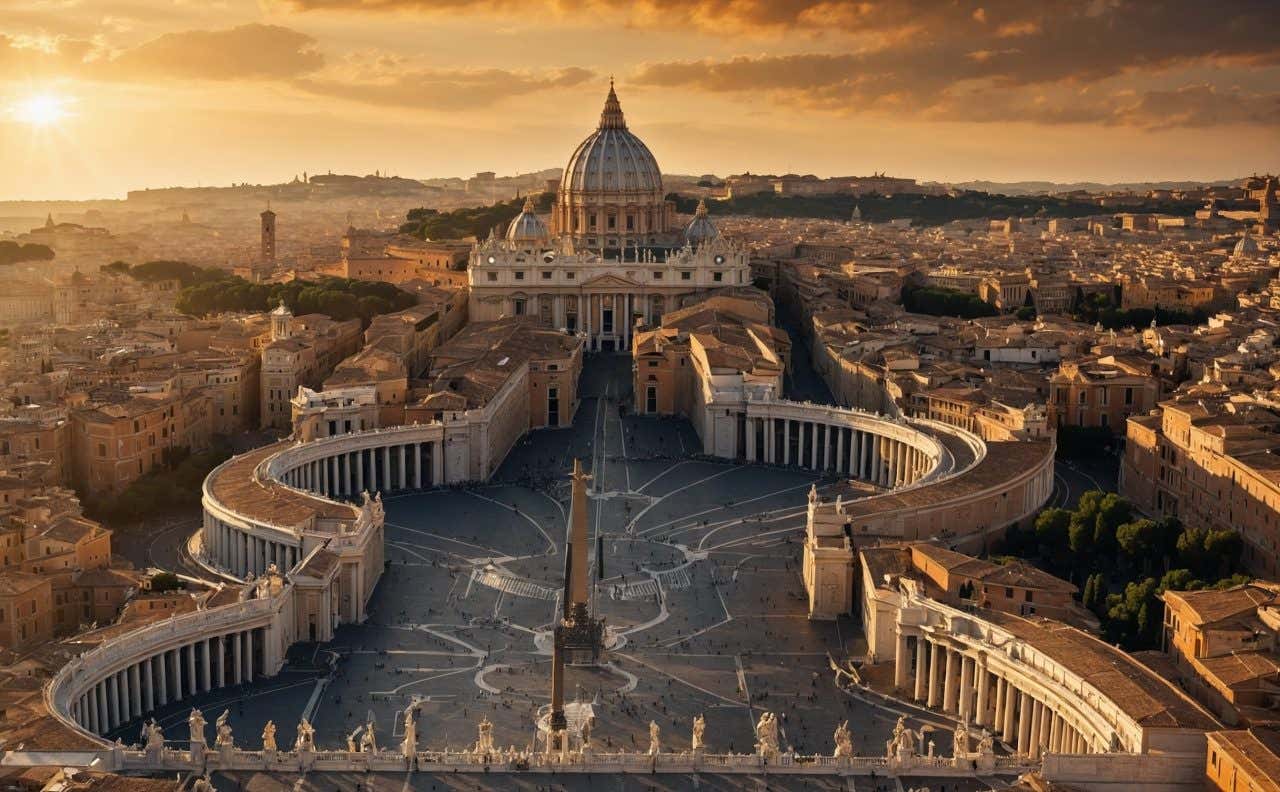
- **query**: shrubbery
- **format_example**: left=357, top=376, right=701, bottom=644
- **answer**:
left=901, top=285, right=998, bottom=319
left=400, top=192, right=554, bottom=240
left=1003, top=490, right=1248, bottom=649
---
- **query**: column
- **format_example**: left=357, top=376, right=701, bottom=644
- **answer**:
left=745, top=420, right=756, bottom=462
left=1049, top=713, right=1062, bottom=754
left=118, top=670, right=130, bottom=723
left=1028, top=699, right=1044, bottom=759
left=244, top=629, right=254, bottom=683
left=974, top=661, right=990, bottom=727
left=356, top=450, right=365, bottom=492
left=927, top=640, right=943, bottom=708
left=783, top=420, right=791, bottom=465
left=142, top=657, right=154, bottom=713
left=894, top=631, right=910, bottom=690
left=871, top=436, right=882, bottom=485
left=94, top=683, right=106, bottom=734
left=170, top=648, right=182, bottom=702
left=383, top=446, right=392, bottom=491
left=157, top=651, right=168, bottom=707
left=836, top=427, right=846, bottom=474
left=1038, top=704, right=1054, bottom=756
left=413, top=443, right=422, bottom=488
left=764, top=419, right=774, bottom=463
left=797, top=423, right=806, bottom=468
left=432, top=442, right=443, bottom=486
left=217, top=636, right=226, bottom=688
left=942, top=649, right=959, bottom=713
left=913, top=638, right=928, bottom=702
left=186, top=643, right=197, bottom=697
left=107, top=674, right=119, bottom=729
left=1017, top=691, right=1032, bottom=755
left=232, top=632, right=243, bottom=685
left=958, top=655, right=974, bottom=721
left=129, top=664, right=142, bottom=720
left=398, top=444, right=407, bottom=489
left=202, top=638, right=212, bottom=692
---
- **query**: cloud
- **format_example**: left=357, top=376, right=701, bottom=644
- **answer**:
left=294, top=64, right=596, bottom=109
left=105, top=24, right=325, bottom=81
left=0, top=23, right=326, bottom=83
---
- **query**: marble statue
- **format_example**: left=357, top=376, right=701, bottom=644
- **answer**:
left=755, top=712, right=780, bottom=759
left=262, top=720, right=278, bottom=752
left=953, top=720, right=971, bottom=756
left=833, top=720, right=854, bottom=758
left=978, top=729, right=994, bottom=756
left=647, top=720, right=661, bottom=755
left=360, top=719, right=378, bottom=753
left=295, top=718, right=315, bottom=752
left=215, top=710, right=234, bottom=748
left=887, top=715, right=917, bottom=757
left=691, top=714, right=706, bottom=751
left=191, top=775, right=214, bottom=792
left=474, top=716, right=494, bottom=755
left=292, top=779, right=306, bottom=792
left=188, top=709, right=206, bottom=746
left=346, top=732, right=358, bottom=753
left=143, top=719, right=164, bottom=752
left=402, top=709, right=418, bottom=757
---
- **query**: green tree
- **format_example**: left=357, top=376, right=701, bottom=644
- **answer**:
left=1034, top=508, right=1071, bottom=553
left=1158, top=568, right=1203, bottom=592
left=1116, top=518, right=1157, bottom=559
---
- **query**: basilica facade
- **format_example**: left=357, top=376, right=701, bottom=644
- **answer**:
left=467, top=83, right=751, bottom=352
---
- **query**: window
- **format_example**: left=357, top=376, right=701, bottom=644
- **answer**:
left=1078, top=391, right=1087, bottom=404
left=514, top=271, right=525, bottom=280
left=681, top=271, right=691, bottom=281
left=626, top=215, right=635, bottom=231
left=607, top=215, right=616, bottom=230
left=1125, top=387, right=1134, bottom=405
left=486, top=272, right=498, bottom=282
left=713, top=272, right=723, bottom=282
left=652, top=271, right=663, bottom=280
left=566, top=272, right=575, bottom=280
left=1025, top=590, right=1033, bottom=602
left=1004, top=587, right=1013, bottom=598
left=542, top=271, right=553, bottom=280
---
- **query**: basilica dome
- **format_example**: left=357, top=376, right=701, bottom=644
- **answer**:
left=684, top=198, right=719, bottom=247
left=506, top=197, right=550, bottom=246
left=551, top=82, right=675, bottom=248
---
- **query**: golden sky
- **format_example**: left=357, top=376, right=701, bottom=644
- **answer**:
left=1, top=0, right=1277, bottom=200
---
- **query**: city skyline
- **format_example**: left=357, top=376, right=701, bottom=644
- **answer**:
left=1, top=0, right=1278, bottom=200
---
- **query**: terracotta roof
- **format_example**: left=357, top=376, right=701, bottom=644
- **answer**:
left=1165, top=584, right=1280, bottom=627
left=1209, top=728, right=1280, bottom=791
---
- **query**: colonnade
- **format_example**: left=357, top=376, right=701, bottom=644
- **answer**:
left=281, top=440, right=443, bottom=501
left=204, top=522, right=299, bottom=579
left=895, top=632, right=1100, bottom=759
left=67, top=627, right=263, bottom=737
left=743, top=415, right=933, bottom=488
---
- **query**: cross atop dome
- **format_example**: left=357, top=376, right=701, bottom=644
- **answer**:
left=599, top=80, right=626, bottom=131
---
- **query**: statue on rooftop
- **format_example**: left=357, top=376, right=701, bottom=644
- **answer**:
left=143, top=719, right=164, bottom=752
left=691, top=714, right=706, bottom=752
left=295, top=717, right=315, bottom=752
left=952, top=719, right=971, bottom=756
left=402, top=709, right=418, bottom=757
left=647, top=720, right=661, bottom=755
left=215, top=709, right=234, bottom=748
left=755, top=712, right=780, bottom=760
left=262, top=720, right=278, bottom=752
left=188, top=708, right=206, bottom=747
left=360, top=718, right=378, bottom=753
left=833, top=720, right=854, bottom=758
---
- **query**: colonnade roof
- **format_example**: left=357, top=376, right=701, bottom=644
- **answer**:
left=976, top=609, right=1219, bottom=731
left=838, top=439, right=1051, bottom=517
left=206, top=442, right=357, bottom=526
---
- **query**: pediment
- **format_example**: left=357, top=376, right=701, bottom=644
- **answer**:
left=581, top=273, right=642, bottom=289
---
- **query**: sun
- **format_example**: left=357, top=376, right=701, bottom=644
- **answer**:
left=10, top=93, right=72, bottom=127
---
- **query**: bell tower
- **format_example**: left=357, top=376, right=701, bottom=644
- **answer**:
left=261, top=205, right=277, bottom=264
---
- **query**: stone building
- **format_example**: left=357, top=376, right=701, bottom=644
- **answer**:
left=1047, top=354, right=1161, bottom=434
left=468, top=85, right=752, bottom=353
left=259, top=304, right=363, bottom=431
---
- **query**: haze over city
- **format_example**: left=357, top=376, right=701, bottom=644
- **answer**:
left=2, top=0, right=1278, bottom=199
left=3, top=4, right=1280, bottom=792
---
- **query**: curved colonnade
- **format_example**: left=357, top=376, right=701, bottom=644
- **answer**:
left=889, top=588, right=1213, bottom=760
left=45, top=396, right=1048, bottom=748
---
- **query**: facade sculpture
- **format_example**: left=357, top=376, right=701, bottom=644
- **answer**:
left=215, top=710, right=234, bottom=748
left=755, top=712, right=780, bottom=760
left=262, top=721, right=278, bottom=753
left=833, top=721, right=854, bottom=758
left=691, top=714, right=705, bottom=752
left=142, top=719, right=163, bottom=752
left=295, top=718, right=315, bottom=752
left=188, top=709, right=206, bottom=748
left=647, top=721, right=661, bottom=756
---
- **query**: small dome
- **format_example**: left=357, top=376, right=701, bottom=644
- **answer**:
left=685, top=198, right=719, bottom=246
left=1234, top=230, right=1259, bottom=258
left=506, top=197, right=550, bottom=245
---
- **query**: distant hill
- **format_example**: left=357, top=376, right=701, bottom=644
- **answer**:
left=938, top=179, right=1244, bottom=196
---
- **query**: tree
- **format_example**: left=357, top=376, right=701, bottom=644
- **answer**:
left=150, top=572, right=183, bottom=592
left=1116, top=518, right=1157, bottom=559
left=1203, top=529, right=1244, bottom=578
left=1015, top=305, right=1036, bottom=321
left=1034, top=508, right=1071, bottom=553
left=1158, top=568, right=1203, bottom=592
left=1092, top=493, right=1131, bottom=554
